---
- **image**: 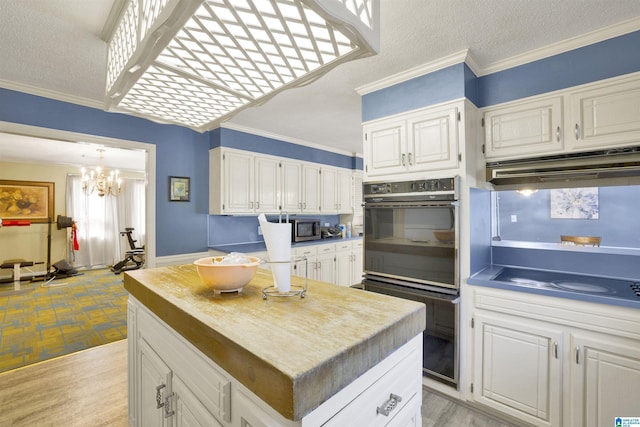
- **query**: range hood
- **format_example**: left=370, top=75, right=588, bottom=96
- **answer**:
left=486, top=147, right=640, bottom=189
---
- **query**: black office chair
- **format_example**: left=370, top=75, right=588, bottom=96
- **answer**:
left=111, top=227, right=145, bottom=274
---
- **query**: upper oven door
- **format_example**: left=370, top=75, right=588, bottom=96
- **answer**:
left=364, top=200, right=459, bottom=289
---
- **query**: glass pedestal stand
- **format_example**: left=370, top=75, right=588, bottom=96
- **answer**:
left=262, top=256, right=308, bottom=300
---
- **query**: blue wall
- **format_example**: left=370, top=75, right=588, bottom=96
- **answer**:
left=208, top=214, right=340, bottom=246
left=210, top=127, right=359, bottom=170
left=361, top=30, right=640, bottom=117
left=497, top=186, right=640, bottom=247
left=0, top=88, right=210, bottom=257
left=0, top=89, right=360, bottom=256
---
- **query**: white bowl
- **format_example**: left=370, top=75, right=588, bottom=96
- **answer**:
left=193, top=256, right=261, bottom=293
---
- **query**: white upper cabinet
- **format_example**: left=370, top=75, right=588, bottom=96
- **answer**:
left=407, top=105, right=459, bottom=171
left=210, top=147, right=355, bottom=215
left=280, top=160, right=302, bottom=213
left=210, top=149, right=279, bottom=214
left=254, top=156, right=280, bottom=213
left=302, top=163, right=321, bottom=213
left=482, top=73, right=640, bottom=161
left=483, top=96, right=564, bottom=160
left=363, top=102, right=460, bottom=179
left=320, top=167, right=338, bottom=213
left=568, top=76, right=640, bottom=151
left=220, top=149, right=254, bottom=213
left=363, top=120, right=406, bottom=177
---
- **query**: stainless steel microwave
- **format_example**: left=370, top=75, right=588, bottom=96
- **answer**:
left=289, top=219, right=321, bottom=242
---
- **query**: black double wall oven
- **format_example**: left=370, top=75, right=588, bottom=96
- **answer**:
left=363, top=177, right=460, bottom=388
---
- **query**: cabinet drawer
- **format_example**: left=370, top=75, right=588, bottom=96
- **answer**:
left=293, top=245, right=318, bottom=258
left=316, top=243, right=335, bottom=254
left=334, top=241, right=352, bottom=252
left=323, top=346, right=421, bottom=426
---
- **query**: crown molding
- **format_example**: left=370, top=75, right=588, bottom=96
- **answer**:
left=356, top=17, right=640, bottom=93
left=355, top=49, right=472, bottom=95
left=476, top=16, right=640, bottom=76
left=0, top=79, right=104, bottom=110
left=220, top=122, right=362, bottom=158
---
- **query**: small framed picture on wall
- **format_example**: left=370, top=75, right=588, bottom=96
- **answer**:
left=169, top=176, right=190, bottom=202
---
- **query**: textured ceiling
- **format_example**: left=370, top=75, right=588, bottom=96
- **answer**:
left=1, top=0, right=640, bottom=167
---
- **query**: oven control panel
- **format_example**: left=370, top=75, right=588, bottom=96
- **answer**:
left=364, top=177, right=457, bottom=198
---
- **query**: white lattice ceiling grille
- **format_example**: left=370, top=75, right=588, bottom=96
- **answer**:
left=106, top=0, right=379, bottom=131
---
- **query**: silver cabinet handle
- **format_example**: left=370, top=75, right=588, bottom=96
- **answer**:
left=575, top=346, right=581, bottom=364
left=408, top=152, right=413, bottom=165
left=556, top=126, right=561, bottom=142
left=575, top=123, right=580, bottom=140
left=402, top=153, right=406, bottom=166
left=553, top=342, right=558, bottom=359
left=156, top=384, right=166, bottom=409
left=164, top=393, right=175, bottom=418
left=256, top=201, right=260, bottom=209
left=377, top=393, right=402, bottom=416
left=155, top=384, right=174, bottom=418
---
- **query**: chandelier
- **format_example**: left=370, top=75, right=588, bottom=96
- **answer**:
left=81, top=149, right=122, bottom=197
left=104, top=0, right=379, bottom=131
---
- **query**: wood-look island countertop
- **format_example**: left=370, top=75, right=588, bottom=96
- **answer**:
left=124, top=265, right=425, bottom=421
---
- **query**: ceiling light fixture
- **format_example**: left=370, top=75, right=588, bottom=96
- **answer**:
left=104, top=0, right=379, bottom=131
left=81, top=149, right=122, bottom=197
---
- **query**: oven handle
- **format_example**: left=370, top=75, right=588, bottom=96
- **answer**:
left=364, top=201, right=458, bottom=208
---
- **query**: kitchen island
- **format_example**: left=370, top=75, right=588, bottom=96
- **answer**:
left=124, top=264, right=426, bottom=426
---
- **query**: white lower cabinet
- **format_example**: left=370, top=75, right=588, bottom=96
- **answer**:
left=472, top=287, right=640, bottom=427
left=129, top=297, right=422, bottom=427
left=568, top=332, right=640, bottom=427
left=473, top=312, right=562, bottom=427
left=292, top=241, right=363, bottom=287
left=335, top=240, right=363, bottom=287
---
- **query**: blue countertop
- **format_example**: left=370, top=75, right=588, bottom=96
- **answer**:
left=468, top=265, right=640, bottom=309
left=209, top=236, right=363, bottom=254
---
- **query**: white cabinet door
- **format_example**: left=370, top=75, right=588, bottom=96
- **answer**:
left=484, top=96, right=563, bottom=160
left=314, top=252, right=335, bottom=283
left=337, top=169, right=353, bottom=213
left=281, top=161, right=302, bottom=213
left=568, top=77, right=640, bottom=151
left=363, top=119, right=406, bottom=177
left=407, top=105, right=459, bottom=171
left=321, top=167, right=338, bottom=213
left=173, top=376, right=223, bottom=427
left=334, top=249, right=352, bottom=287
left=568, top=332, right=640, bottom=427
left=137, top=338, right=172, bottom=427
left=254, top=156, right=280, bottom=213
left=473, top=313, right=562, bottom=427
left=351, top=242, right=363, bottom=285
left=223, top=150, right=254, bottom=213
left=302, top=164, right=321, bottom=213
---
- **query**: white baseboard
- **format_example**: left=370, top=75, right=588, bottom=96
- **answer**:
left=154, top=252, right=209, bottom=267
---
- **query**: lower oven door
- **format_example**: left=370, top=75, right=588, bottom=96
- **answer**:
left=363, top=279, right=459, bottom=389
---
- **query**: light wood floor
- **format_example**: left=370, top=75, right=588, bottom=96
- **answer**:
left=0, top=340, right=128, bottom=427
left=0, top=341, right=521, bottom=427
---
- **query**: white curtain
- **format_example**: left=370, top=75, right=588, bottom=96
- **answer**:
left=66, top=175, right=146, bottom=269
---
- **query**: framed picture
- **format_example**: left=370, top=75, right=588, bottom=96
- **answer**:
left=0, top=180, right=54, bottom=223
left=169, top=176, right=190, bottom=202
left=550, top=187, right=599, bottom=219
